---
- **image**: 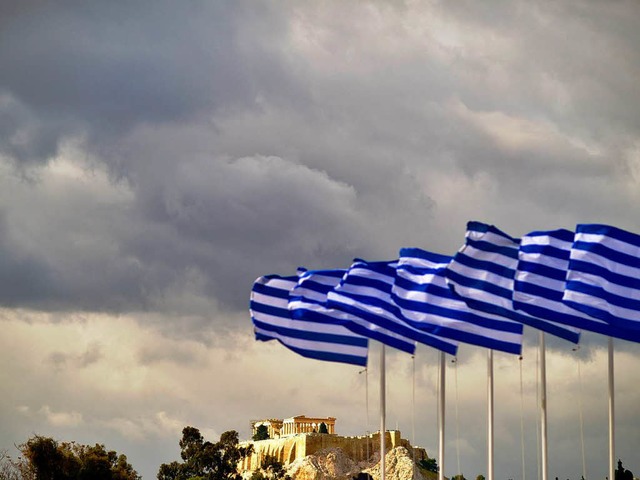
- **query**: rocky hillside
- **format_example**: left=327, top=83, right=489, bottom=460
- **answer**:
left=284, top=446, right=436, bottom=480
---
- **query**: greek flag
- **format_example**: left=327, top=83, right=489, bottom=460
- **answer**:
left=288, top=268, right=348, bottom=324
left=250, top=274, right=369, bottom=366
left=563, top=224, right=640, bottom=332
left=327, top=259, right=458, bottom=356
left=288, top=267, right=383, bottom=335
left=514, top=229, right=640, bottom=343
left=393, top=248, right=523, bottom=355
left=445, top=221, right=581, bottom=343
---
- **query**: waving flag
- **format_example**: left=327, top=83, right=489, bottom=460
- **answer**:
left=327, top=259, right=458, bottom=356
left=250, top=274, right=369, bottom=366
left=445, top=221, right=581, bottom=343
left=288, top=268, right=348, bottom=325
left=393, top=248, right=523, bottom=354
left=563, top=224, right=640, bottom=332
left=514, top=228, right=640, bottom=343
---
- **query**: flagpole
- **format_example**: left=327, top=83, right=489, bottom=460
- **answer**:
left=608, top=337, right=615, bottom=480
left=439, top=351, right=445, bottom=480
left=540, top=332, right=548, bottom=480
left=488, top=350, right=494, bottom=480
left=381, top=344, right=386, bottom=480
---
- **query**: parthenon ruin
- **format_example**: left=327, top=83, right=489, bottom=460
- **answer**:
left=251, top=415, right=336, bottom=438
left=239, top=429, right=428, bottom=472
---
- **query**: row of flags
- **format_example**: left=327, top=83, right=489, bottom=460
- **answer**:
left=250, top=222, right=640, bottom=366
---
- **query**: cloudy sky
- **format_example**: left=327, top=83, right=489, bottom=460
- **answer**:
left=1, top=1, right=639, bottom=479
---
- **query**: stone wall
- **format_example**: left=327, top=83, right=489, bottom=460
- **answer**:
left=240, top=431, right=428, bottom=472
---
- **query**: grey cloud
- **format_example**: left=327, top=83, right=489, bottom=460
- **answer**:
left=120, top=154, right=373, bottom=311
left=0, top=147, right=377, bottom=317
left=77, top=343, right=103, bottom=368
left=47, top=343, right=103, bottom=370
left=138, top=343, right=203, bottom=367
left=445, top=1, right=640, bottom=140
left=0, top=1, right=303, bottom=164
left=48, top=352, right=68, bottom=370
left=3, top=3, right=640, bottom=480
left=0, top=217, right=148, bottom=313
left=0, top=93, right=68, bottom=165
left=0, top=211, right=57, bottom=307
left=1, top=0, right=640, bottom=326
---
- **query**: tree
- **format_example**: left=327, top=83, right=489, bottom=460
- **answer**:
left=452, top=475, right=467, bottom=480
left=615, top=459, right=634, bottom=480
left=418, top=458, right=438, bottom=473
left=158, top=427, right=253, bottom=480
left=248, top=456, right=288, bottom=480
left=252, top=426, right=269, bottom=442
left=476, top=475, right=485, bottom=480
left=260, top=456, right=288, bottom=480
left=0, top=449, right=23, bottom=480
left=318, top=423, right=328, bottom=434
left=11, top=435, right=139, bottom=480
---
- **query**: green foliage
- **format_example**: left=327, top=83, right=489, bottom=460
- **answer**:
left=252, top=426, right=269, bottom=442
left=476, top=475, right=485, bottom=480
left=251, top=456, right=288, bottom=480
left=11, top=435, right=139, bottom=480
left=157, top=427, right=253, bottom=480
left=615, top=459, right=634, bottom=480
left=318, top=423, right=328, bottom=434
left=452, top=475, right=467, bottom=480
left=418, top=458, right=438, bottom=473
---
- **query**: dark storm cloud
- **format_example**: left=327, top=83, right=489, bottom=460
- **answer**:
left=1, top=0, right=640, bottom=325
left=1, top=4, right=640, bottom=480
left=0, top=94, right=68, bottom=164
left=118, top=154, right=373, bottom=311
left=0, top=150, right=378, bottom=317
left=0, top=0, right=303, bottom=165
left=440, top=0, right=640, bottom=138
left=0, top=211, right=57, bottom=306
left=0, top=0, right=331, bottom=316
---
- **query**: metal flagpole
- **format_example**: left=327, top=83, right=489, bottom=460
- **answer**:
left=412, top=356, right=417, bottom=480
left=381, top=344, right=386, bottom=480
left=540, top=332, right=548, bottom=480
left=520, top=356, right=526, bottom=480
left=488, top=350, right=494, bottom=480
left=535, top=348, right=541, bottom=480
left=455, top=357, right=461, bottom=478
left=360, top=367, right=370, bottom=462
left=608, top=338, right=615, bottom=480
left=439, top=351, right=446, bottom=480
left=574, top=347, right=587, bottom=480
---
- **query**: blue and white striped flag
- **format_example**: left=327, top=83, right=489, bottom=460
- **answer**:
left=514, top=228, right=640, bottom=343
left=445, top=221, right=581, bottom=343
left=563, top=224, right=640, bottom=332
left=288, top=267, right=378, bottom=334
left=327, top=259, right=458, bottom=356
left=250, top=274, right=369, bottom=366
left=393, top=248, right=523, bottom=355
left=288, top=268, right=348, bottom=325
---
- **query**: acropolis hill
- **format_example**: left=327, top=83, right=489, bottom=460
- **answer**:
left=240, top=415, right=428, bottom=471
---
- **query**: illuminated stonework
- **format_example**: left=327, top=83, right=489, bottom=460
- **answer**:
left=239, top=429, right=428, bottom=472
left=251, top=415, right=336, bottom=438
